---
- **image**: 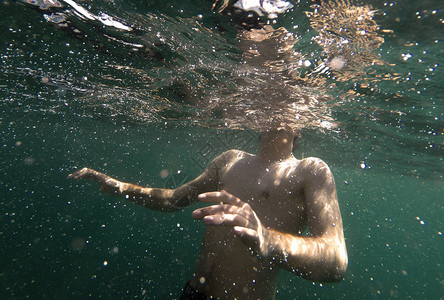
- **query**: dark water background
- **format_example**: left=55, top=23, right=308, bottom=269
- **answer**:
left=1, top=0, right=443, bottom=298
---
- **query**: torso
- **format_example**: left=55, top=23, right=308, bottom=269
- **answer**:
left=191, top=150, right=309, bottom=299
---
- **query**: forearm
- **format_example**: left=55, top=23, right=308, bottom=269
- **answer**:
left=105, top=177, right=179, bottom=212
left=265, top=229, right=348, bottom=282
left=98, top=173, right=202, bottom=212
left=72, top=168, right=181, bottom=212
left=70, top=165, right=216, bottom=211
left=121, top=183, right=199, bottom=212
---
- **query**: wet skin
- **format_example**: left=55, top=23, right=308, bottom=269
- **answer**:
left=68, top=129, right=348, bottom=299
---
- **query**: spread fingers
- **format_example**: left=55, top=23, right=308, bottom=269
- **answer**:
left=192, top=203, right=241, bottom=220
left=202, top=213, right=249, bottom=227
left=197, top=190, right=243, bottom=206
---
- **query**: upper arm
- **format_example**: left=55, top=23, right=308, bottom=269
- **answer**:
left=304, top=158, right=345, bottom=247
left=303, top=158, right=348, bottom=274
left=172, top=150, right=238, bottom=207
left=302, top=158, right=343, bottom=237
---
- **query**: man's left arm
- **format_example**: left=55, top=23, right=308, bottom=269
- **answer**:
left=192, top=158, right=348, bottom=282
left=266, top=158, right=348, bottom=282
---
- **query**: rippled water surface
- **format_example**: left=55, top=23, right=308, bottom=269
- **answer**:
left=1, top=0, right=443, bottom=298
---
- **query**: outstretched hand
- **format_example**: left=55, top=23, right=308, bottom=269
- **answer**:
left=68, top=167, right=96, bottom=180
left=192, top=190, right=271, bottom=258
left=68, top=167, right=120, bottom=195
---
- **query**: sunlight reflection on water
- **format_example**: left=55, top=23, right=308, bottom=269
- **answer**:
left=2, top=0, right=443, bottom=178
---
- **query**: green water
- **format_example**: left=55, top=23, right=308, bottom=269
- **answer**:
left=1, top=0, right=443, bottom=298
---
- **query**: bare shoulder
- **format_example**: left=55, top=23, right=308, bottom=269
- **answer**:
left=298, top=157, right=335, bottom=185
left=212, top=149, right=251, bottom=166
left=218, top=149, right=250, bottom=159
left=299, top=157, right=332, bottom=173
left=202, top=149, right=251, bottom=179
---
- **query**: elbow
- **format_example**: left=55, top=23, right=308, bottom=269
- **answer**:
left=158, top=196, right=183, bottom=213
left=328, top=260, right=348, bottom=282
left=159, top=204, right=182, bottom=213
left=327, top=241, right=348, bottom=282
left=322, top=254, right=348, bottom=282
left=306, top=262, right=347, bottom=283
left=138, top=194, right=183, bottom=213
left=306, top=253, right=348, bottom=283
left=157, top=189, right=185, bottom=212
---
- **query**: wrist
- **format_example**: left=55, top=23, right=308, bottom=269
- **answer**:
left=258, top=227, right=275, bottom=259
left=262, top=229, right=290, bottom=263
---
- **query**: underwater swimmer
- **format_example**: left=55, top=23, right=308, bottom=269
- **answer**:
left=69, top=127, right=348, bottom=299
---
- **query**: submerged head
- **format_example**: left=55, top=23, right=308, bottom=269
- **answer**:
left=260, top=124, right=301, bottom=152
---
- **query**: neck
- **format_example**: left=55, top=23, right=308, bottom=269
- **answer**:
left=257, top=130, right=294, bottom=163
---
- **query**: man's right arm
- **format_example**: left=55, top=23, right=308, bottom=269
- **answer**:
left=68, top=150, right=233, bottom=212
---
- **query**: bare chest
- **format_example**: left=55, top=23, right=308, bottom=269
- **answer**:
left=218, top=159, right=307, bottom=233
